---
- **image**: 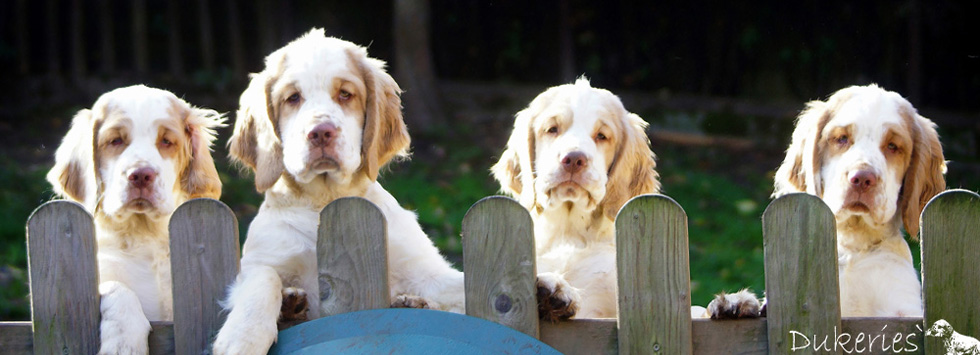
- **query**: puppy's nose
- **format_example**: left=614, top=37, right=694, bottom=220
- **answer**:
left=848, top=170, right=878, bottom=192
left=561, top=151, right=588, bottom=174
left=308, top=123, right=338, bottom=148
left=128, top=167, right=157, bottom=189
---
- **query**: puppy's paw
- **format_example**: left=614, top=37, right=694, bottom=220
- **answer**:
left=278, top=287, right=309, bottom=330
left=391, top=294, right=430, bottom=309
left=212, top=319, right=277, bottom=355
left=706, top=289, right=763, bottom=319
left=98, top=323, right=149, bottom=355
left=536, top=272, right=580, bottom=322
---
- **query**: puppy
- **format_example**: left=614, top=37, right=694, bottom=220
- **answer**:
left=708, top=84, right=945, bottom=318
left=212, top=29, right=465, bottom=354
left=46, top=85, right=224, bottom=353
left=492, top=78, right=660, bottom=320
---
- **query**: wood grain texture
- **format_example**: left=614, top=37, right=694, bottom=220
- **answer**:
left=762, top=193, right=842, bottom=354
left=616, top=194, right=693, bottom=355
left=168, top=198, right=240, bottom=354
left=921, top=189, right=980, bottom=351
left=0, top=318, right=929, bottom=354
left=318, top=197, right=390, bottom=316
left=462, top=196, right=538, bottom=338
left=26, top=201, right=100, bottom=354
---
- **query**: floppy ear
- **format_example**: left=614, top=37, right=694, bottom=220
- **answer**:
left=47, top=109, right=99, bottom=211
left=492, top=105, right=540, bottom=209
left=349, top=48, right=410, bottom=182
left=772, top=88, right=856, bottom=198
left=229, top=69, right=286, bottom=193
left=179, top=102, right=226, bottom=200
left=599, top=113, right=660, bottom=220
left=898, top=108, right=946, bottom=240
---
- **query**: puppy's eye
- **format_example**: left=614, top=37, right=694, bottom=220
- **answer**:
left=596, top=133, right=608, bottom=141
left=110, top=138, right=124, bottom=146
left=836, top=135, right=849, bottom=145
left=286, top=93, right=301, bottom=104
left=546, top=126, right=559, bottom=134
left=160, top=138, right=173, bottom=147
left=338, top=90, right=352, bottom=101
left=887, top=142, right=898, bottom=152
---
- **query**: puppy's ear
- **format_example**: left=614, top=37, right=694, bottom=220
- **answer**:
left=47, top=109, right=99, bottom=211
left=492, top=104, right=541, bottom=209
left=773, top=89, right=852, bottom=198
left=229, top=68, right=285, bottom=193
left=178, top=99, right=226, bottom=200
left=350, top=47, right=410, bottom=182
left=898, top=107, right=946, bottom=240
left=599, top=113, right=660, bottom=220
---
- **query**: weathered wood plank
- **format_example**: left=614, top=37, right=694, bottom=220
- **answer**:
left=169, top=198, right=240, bottom=354
left=26, top=200, right=100, bottom=354
left=318, top=197, right=390, bottom=316
left=921, top=189, right=980, bottom=351
left=616, top=194, right=693, bottom=354
left=0, top=318, right=928, bottom=354
left=462, top=196, right=538, bottom=338
left=540, top=318, right=617, bottom=355
left=0, top=321, right=33, bottom=355
left=763, top=193, right=842, bottom=354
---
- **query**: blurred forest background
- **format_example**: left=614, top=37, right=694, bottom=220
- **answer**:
left=1, top=0, right=978, bottom=320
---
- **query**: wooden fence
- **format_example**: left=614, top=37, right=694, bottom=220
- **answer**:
left=0, top=190, right=977, bottom=354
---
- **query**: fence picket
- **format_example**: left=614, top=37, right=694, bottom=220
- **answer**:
left=169, top=198, right=240, bottom=354
left=762, top=193, right=841, bottom=354
left=26, top=201, right=101, bottom=354
left=616, top=194, right=693, bottom=355
left=462, top=196, right=538, bottom=338
left=921, top=189, right=980, bottom=351
left=318, top=197, right=390, bottom=316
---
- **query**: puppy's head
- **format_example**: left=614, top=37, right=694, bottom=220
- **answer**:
left=492, top=78, right=659, bottom=220
left=773, top=84, right=945, bottom=238
left=47, top=85, right=225, bottom=218
left=229, top=28, right=408, bottom=192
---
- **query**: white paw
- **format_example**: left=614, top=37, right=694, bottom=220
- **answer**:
left=98, top=281, right=151, bottom=355
left=212, top=314, right=278, bottom=355
left=706, top=289, right=763, bottom=319
left=278, top=287, right=309, bottom=330
left=536, top=272, right=581, bottom=322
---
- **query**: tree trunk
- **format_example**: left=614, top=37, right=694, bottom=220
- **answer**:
left=98, top=0, right=115, bottom=73
left=45, top=0, right=60, bottom=76
left=167, top=0, right=184, bottom=77
left=15, top=0, right=28, bottom=75
left=70, top=0, right=86, bottom=80
left=226, top=0, right=245, bottom=79
left=558, top=0, right=576, bottom=82
left=256, top=0, right=276, bottom=55
left=198, top=0, right=215, bottom=72
left=393, top=0, right=446, bottom=131
left=132, top=0, right=149, bottom=74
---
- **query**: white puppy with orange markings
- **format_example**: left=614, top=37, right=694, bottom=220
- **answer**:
left=708, top=84, right=945, bottom=318
left=212, top=29, right=464, bottom=354
left=493, top=78, right=660, bottom=321
left=47, top=85, right=224, bottom=354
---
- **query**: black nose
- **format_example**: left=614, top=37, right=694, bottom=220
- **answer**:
left=128, top=167, right=157, bottom=189
left=308, top=123, right=338, bottom=148
left=848, top=170, right=878, bottom=192
left=561, top=152, right=588, bottom=174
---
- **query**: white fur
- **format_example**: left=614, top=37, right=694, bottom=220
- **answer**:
left=213, top=29, right=464, bottom=354
left=493, top=79, right=659, bottom=319
left=46, top=85, right=225, bottom=354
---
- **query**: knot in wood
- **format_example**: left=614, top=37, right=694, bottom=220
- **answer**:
left=494, top=294, right=512, bottom=313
